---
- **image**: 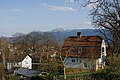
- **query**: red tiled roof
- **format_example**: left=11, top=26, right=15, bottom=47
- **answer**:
left=61, top=35, right=102, bottom=59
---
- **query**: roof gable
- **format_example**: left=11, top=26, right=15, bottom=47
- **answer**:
left=6, top=54, right=32, bottom=62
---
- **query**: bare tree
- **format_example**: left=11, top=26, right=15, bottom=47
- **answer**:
left=0, top=37, right=11, bottom=80
left=0, top=37, right=10, bottom=69
left=60, top=46, right=74, bottom=80
left=73, top=0, right=120, bottom=55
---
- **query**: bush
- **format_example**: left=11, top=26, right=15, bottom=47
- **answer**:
left=92, top=55, right=120, bottom=80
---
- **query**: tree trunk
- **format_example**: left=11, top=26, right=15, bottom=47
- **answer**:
left=63, top=66, right=67, bottom=80
left=2, top=52, right=6, bottom=70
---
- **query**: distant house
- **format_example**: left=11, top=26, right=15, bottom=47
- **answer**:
left=21, top=55, right=32, bottom=69
left=7, top=54, right=32, bottom=72
left=61, top=32, right=107, bottom=71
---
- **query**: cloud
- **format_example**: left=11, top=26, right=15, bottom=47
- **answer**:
left=56, top=22, right=93, bottom=30
left=9, top=9, right=22, bottom=13
left=0, top=9, right=22, bottom=13
left=41, top=3, right=75, bottom=12
left=48, top=5, right=75, bottom=12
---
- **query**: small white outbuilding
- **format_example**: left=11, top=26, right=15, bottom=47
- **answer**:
left=21, top=55, right=32, bottom=69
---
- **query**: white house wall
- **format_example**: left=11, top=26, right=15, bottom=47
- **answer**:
left=65, top=57, right=94, bottom=69
left=7, top=63, right=12, bottom=70
left=21, top=55, right=32, bottom=69
left=7, top=62, right=19, bottom=70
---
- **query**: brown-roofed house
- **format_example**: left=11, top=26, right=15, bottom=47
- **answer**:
left=61, top=32, right=107, bottom=71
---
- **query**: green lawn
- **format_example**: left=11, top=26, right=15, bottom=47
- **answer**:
left=9, top=75, right=21, bottom=80
left=59, top=72, right=93, bottom=80
left=66, top=72, right=91, bottom=77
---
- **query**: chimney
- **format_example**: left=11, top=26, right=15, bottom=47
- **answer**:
left=77, top=32, right=81, bottom=37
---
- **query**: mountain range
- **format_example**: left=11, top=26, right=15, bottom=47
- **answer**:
left=49, top=28, right=100, bottom=42
left=8, top=28, right=101, bottom=43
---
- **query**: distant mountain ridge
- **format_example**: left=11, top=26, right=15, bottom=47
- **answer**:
left=49, top=28, right=100, bottom=42
left=8, top=28, right=100, bottom=43
left=51, top=28, right=64, bottom=32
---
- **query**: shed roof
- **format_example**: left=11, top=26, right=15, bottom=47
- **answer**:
left=15, top=68, right=41, bottom=77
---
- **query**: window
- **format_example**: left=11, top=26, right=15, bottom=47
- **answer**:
left=71, top=59, right=75, bottom=63
left=76, top=58, right=81, bottom=63
left=77, top=47, right=82, bottom=53
left=102, top=47, right=104, bottom=52
left=76, top=58, right=78, bottom=62
left=84, top=63, right=87, bottom=68
left=79, top=59, right=82, bottom=63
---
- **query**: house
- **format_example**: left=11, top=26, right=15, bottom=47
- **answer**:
left=21, top=55, right=32, bottom=69
left=61, top=32, right=107, bottom=71
left=6, top=54, right=32, bottom=72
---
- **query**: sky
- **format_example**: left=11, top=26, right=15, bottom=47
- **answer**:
left=0, top=0, right=93, bottom=37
